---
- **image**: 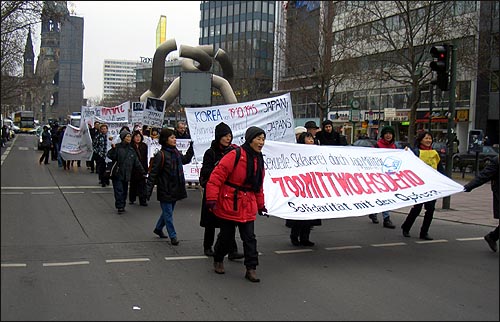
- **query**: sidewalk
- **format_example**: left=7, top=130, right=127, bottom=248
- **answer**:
left=392, top=172, right=498, bottom=228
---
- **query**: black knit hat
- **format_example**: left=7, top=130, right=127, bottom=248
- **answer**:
left=245, top=126, right=266, bottom=143
left=214, top=122, right=232, bottom=142
left=322, top=120, right=333, bottom=128
left=380, top=125, right=395, bottom=138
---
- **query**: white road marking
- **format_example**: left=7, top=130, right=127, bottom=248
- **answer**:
left=1, top=192, right=24, bottom=195
left=325, top=245, right=363, bottom=251
left=456, top=237, right=484, bottom=241
left=415, top=239, right=448, bottom=244
left=18, top=147, right=29, bottom=150
left=43, top=261, right=90, bottom=267
left=1, top=263, right=27, bottom=267
left=62, top=191, right=85, bottom=194
left=371, top=242, right=407, bottom=247
left=31, top=192, right=55, bottom=195
left=275, top=249, right=314, bottom=254
left=164, top=256, right=208, bottom=260
left=105, top=258, right=150, bottom=263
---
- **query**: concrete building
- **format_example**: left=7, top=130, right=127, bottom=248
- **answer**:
left=102, top=59, right=142, bottom=100
left=273, top=1, right=499, bottom=147
left=35, top=1, right=84, bottom=123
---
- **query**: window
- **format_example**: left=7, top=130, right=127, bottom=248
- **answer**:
left=210, top=26, right=215, bottom=37
left=241, top=3, right=246, bottom=14
left=228, top=4, right=233, bottom=16
left=247, top=20, right=252, bottom=31
left=210, top=8, right=215, bottom=19
left=269, top=1, right=274, bottom=15
left=222, top=5, right=227, bottom=17
left=234, top=21, right=239, bottom=33
left=241, top=20, right=246, bottom=32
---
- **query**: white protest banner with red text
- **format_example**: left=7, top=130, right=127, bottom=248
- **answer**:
left=262, top=141, right=464, bottom=220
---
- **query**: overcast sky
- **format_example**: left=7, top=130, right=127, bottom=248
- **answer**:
left=70, top=1, right=201, bottom=99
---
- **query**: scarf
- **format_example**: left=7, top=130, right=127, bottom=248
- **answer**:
left=419, top=144, right=432, bottom=150
left=376, top=138, right=396, bottom=149
left=241, top=142, right=264, bottom=192
left=163, top=145, right=184, bottom=179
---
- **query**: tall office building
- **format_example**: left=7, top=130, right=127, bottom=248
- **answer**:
left=102, top=59, right=142, bottom=100
left=35, top=1, right=84, bottom=122
left=199, top=1, right=276, bottom=102
left=156, top=15, right=167, bottom=48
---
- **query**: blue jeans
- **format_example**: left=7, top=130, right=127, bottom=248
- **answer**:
left=112, top=178, right=128, bottom=209
left=156, top=201, right=177, bottom=239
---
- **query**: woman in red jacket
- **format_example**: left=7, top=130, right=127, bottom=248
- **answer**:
left=205, top=126, right=267, bottom=283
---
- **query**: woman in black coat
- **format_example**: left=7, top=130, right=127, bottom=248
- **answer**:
left=286, top=132, right=322, bottom=246
left=129, top=130, right=149, bottom=206
left=146, top=128, right=194, bottom=246
left=199, top=122, right=243, bottom=259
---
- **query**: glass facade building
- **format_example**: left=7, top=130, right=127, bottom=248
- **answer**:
left=199, top=1, right=276, bottom=103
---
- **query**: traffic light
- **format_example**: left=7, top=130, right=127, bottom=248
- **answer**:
left=430, top=45, right=450, bottom=91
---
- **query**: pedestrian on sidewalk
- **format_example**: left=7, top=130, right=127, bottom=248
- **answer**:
left=401, top=131, right=444, bottom=240
left=199, top=122, right=243, bottom=259
left=367, top=125, right=396, bottom=229
left=39, top=125, right=52, bottom=165
left=463, top=155, right=499, bottom=252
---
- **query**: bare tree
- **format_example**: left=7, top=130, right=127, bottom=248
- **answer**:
left=344, top=1, right=479, bottom=144
left=275, top=2, right=354, bottom=122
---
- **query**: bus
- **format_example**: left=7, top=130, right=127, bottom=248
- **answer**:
left=67, top=112, right=81, bottom=128
left=13, top=110, right=35, bottom=133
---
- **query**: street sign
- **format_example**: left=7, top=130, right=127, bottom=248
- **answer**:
left=349, top=109, right=361, bottom=122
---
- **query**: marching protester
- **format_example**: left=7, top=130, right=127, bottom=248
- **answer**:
left=39, top=125, right=52, bottom=165
left=129, top=130, right=149, bottom=206
left=286, top=131, right=322, bottom=246
left=206, top=126, right=267, bottom=283
left=367, top=125, right=396, bottom=229
left=93, top=124, right=111, bottom=187
left=146, top=128, right=194, bottom=245
left=304, top=120, right=320, bottom=145
left=401, top=131, right=445, bottom=240
left=463, top=155, right=499, bottom=252
left=316, top=119, right=340, bottom=146
left=294, top=126, right=307, bottom=141
left=174, top=120, right=191, bottom=139
left=107, top=129, right=146, bottom=214
left=199, top=122, right=243, bottom=259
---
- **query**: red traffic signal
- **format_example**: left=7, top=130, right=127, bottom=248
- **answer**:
left=430, top=45, right=450, bottom=91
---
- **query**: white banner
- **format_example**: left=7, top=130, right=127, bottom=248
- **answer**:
left=262, top=141, right=464, bottom=220
left=185, top=93, right=295, bottom=162
left=143, top=97, right=165, bottom=128
left=60, top=124, right=93, bottom=161
left=131, top=102, right=144, bottom=128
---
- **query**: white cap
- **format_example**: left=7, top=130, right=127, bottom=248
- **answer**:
left=294, top=126, right=307, bottom=135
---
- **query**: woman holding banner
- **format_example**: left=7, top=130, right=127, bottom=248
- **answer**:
left=286, top=131, right=322, bottom=246
left=199, top=122, right=243, bottom=259
left=206, top=126, right=268, bottom=283
left=401, top=131, right=444, bottom=240
left=129, top=130, right=149, bottom=206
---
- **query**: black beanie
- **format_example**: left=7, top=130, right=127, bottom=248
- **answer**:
left=214, top=122, right=232, bottom=142
left=245, top=126, right=266, bottom=143
left=380, top=126, right=395, bottom=138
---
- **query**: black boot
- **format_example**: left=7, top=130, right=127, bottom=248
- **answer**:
left=383, top=217, right=396, bottom=229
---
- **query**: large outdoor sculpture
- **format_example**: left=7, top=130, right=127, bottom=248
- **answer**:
left=140, top=38, right=237, bottom=106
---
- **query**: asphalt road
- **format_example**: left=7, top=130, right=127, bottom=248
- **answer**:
left=1, top=134, right=498, bottom=321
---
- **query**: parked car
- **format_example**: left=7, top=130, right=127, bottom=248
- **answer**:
left=452, top=145, right=499, bottom=172
left=352, top=139, right=377, bottom=147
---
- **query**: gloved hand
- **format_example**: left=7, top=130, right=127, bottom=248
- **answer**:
left=206, top=200, right=216, bottom=212
left=463, top=186, right=471, bottom=192
left=258, top=207, right=269, bottom=217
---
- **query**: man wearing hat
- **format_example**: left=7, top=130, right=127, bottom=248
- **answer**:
left=107, top=129, right=146, bottom=214
left=206, top=126, right=268, bottom=282
left=304, top=120, right=320, bottom=145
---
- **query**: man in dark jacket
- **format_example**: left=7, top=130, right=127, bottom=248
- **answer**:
left=315, top=120, right=340, bottom=146
left=107, top=129, right=146, bottom=214
left=464, top=155, right=499, bottom=252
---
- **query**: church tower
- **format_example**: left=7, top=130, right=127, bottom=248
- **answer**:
left=23, top=27, right=35, bottom=77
